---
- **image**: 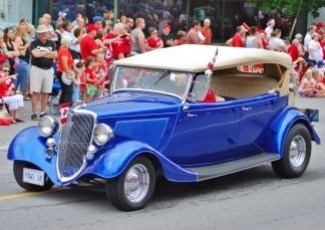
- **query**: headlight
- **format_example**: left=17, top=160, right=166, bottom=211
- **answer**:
left=38, top=116, right=59, bottom=138
left=93, top=123, right=114, bottom=146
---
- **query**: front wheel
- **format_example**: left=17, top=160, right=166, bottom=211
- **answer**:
left=13, top=161, right=54, bottom=191
left=105, top=157, right=156, bottom=211
left=272, top=124, right=311, bottom=178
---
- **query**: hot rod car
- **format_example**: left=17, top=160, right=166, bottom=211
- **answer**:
left=8, top=45, right=320, bottom=211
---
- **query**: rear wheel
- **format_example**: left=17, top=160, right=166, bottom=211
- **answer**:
left=272, top=124, right=311, bottom=178
left=106, top=157, right=156, bottom=211
left=13, top=161, right=54, bottom=191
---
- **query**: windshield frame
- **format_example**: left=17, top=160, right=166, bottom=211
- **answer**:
left=111, top=66, right=194, bottom=101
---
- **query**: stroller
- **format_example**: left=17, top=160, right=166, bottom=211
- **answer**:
left=48, top=62, right=61, bottom=115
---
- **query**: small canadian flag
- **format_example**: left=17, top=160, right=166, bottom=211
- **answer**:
left=60, top=103, right=69, bottom=125
left=207, top=47, right=218, bottom=70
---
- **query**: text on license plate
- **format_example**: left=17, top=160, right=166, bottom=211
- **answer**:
left=23, top=168, right=45, bottom=186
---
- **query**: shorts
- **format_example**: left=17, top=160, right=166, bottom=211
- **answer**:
left=85, top=84, right=98, bottom=96
left=30, top=65, right=54, bottom=93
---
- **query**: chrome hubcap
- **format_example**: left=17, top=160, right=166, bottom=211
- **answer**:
left=124, top=164, right=150, bottom=203
left=289, top=135, right=306, bottom=168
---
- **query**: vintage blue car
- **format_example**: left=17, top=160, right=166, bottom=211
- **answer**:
left=8, top=45, right=320, bottom=211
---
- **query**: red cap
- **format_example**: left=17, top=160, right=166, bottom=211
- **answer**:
left=316, top=21, right=324, bottom=28
left=87, top=24, right=99, bottom=32
left=163, top=24, right=171, bottom=30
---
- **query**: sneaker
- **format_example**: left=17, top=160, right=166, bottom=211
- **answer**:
left=31, top=113, right=38, bottom=121
left=40, top=112, right=48, bottom=118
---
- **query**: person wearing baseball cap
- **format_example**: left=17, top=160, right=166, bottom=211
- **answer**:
left=93, top=16, right=103, bottom=30
left=161, top=23, right=174, bottom=47
left=80, top=24, right=105, bottom=60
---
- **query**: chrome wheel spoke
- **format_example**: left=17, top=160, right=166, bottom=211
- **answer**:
left=289, top=135, right=306, bottom=168
left=124, top=164, right=150, bottom=203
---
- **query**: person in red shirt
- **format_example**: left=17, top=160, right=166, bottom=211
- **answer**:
left=104, top=23, right=132, bottom=60
left=226, top=26, right=246, bottom=47
left=146, top=27, right=163, bottom=51
left=201, top=18, right=212, bottom=45
left=80, top=24, right=105, bottom=60
left=288, top=39, right=300, bottom=62
left=0, top=64, right=24, bottom=123
left=95, top=51, right=109, bottom=97
left=175, top=30, right=186, bottom=45
left=84, top=57, right=98, bottom=101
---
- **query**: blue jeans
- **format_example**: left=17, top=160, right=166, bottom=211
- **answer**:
left=72, top=82, right=80, bottom=102
left=14, top=59, right=30, bottom=92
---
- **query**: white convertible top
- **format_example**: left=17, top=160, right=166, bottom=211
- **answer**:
left=114, top=44, right=292, bottom=72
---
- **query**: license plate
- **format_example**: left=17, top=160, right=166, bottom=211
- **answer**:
left=23, top=168, right=45, bottom=186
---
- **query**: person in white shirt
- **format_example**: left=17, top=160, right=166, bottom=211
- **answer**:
left=308, top=33, right=323, bottom=64
left=265, top=18, right=275, bottom=39
left=304, top=26, right=316, bottom=52
left=268, top=29, right=287, bottom=52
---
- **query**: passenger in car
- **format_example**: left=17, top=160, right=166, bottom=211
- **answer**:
left=199, top=89, right=225, bottom=103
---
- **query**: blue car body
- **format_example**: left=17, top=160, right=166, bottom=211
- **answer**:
left=7, top=90, right=320, bottom=186
left=7, top=45, right=321, bottom=208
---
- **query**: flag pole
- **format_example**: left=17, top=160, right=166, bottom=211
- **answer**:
left=289, top=0, right=304, bottom=40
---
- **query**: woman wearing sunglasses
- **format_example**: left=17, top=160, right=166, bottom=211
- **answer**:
left=0, top=63, right=24, bottom=123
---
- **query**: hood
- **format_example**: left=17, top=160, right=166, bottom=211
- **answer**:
left=80, top=91, right=181, bottom=118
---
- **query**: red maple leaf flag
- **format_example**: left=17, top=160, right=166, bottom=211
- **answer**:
left=207, top=47, right=218, bottom=70
left=60, top=103, right=69, bottom=125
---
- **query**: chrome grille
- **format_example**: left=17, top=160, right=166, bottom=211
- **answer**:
left=57, top=110, right=96, bottom=182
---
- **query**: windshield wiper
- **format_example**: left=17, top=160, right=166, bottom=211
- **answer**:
left=154, top=70, right=171, bottom=85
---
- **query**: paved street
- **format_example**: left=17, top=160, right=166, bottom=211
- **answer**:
left=0, top=97, right=324, bottom=230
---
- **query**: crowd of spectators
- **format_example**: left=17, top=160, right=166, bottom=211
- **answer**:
left=0, top=9, right=324, bottom=124
left=226, top=19, right=325, bottom=98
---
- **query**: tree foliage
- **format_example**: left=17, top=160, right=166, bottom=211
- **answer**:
left=250, top=0, right=325, bottom=18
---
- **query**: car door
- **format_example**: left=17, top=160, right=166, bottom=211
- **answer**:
left=232, top=93, right=277, bottom=157
left=166, top=101, right=240, bottom=166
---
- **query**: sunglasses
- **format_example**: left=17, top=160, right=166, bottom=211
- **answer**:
left=2, top=69, right=10, bottom=72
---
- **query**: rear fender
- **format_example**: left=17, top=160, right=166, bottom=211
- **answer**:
left=83, top=140, right=197, bottom=182
left=265, top=107, right=320, bottom=156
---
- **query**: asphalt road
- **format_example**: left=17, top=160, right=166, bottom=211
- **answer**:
left=0, top=98, right=324, bottom=230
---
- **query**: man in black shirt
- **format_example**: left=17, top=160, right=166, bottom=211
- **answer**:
left=160, top=24, right=175, bottom=47
left=30, top=24, right=57, bottom=120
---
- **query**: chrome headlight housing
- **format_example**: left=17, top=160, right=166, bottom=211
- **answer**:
left=38, top=116, right=59, bottom=138
left=93, top=123, right=114, bottom=146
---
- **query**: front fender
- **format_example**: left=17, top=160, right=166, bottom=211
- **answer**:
left=7, top=126, right=61, bottom=185
left=83, top=140, right=197, bottom=182
left=265, top=107, right=320, bottom=156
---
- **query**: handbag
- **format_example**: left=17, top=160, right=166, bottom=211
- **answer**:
left=0, top=97, right=11, bottom=126
left=62, top=71, right=75, bottom=86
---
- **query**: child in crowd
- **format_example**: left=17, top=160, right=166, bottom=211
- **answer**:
left=312, top=69, right=325, bottom=97
left=298, top=70, right=316, bottom=97
left=95, top=51, right=109, bottom=97
left=175, top=30, right=186, bottom=45
left=84, top=57, right=98, bottom=102
left=72, top=61, right=84, bottom=105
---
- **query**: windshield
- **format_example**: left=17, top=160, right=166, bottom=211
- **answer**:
left=112, top=66, right=192, bottom=99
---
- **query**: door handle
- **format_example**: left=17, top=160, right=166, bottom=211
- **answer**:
left=242, top=106, right=252, bottom=111
left=187, top=113, right=198, bottom=118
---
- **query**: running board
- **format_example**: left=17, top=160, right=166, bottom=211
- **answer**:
left=185, top=153, right=280, bottom=181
